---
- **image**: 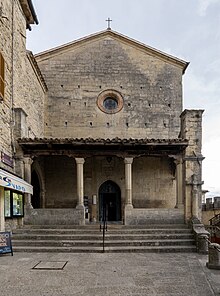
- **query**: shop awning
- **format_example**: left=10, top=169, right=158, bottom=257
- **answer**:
left=0, top=169, right=33, bottom=194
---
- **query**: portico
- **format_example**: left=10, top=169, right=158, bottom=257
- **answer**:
left=18, top=137, right=188, bottom=225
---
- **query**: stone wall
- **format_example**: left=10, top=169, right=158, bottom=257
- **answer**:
left=202, top=210, right=220, bottom=226
left=36, top=34, right=183, bottom=139
left=0, top=0, right=45, bottom=175
left=24, top=208, right=85, bottom=225
left=125, top=208, right=184, bottom=225
left=133, top=156, right=176, bottom=208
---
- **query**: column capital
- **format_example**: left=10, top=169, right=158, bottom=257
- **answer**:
left=75, top=158, right=85, bottom=165
left=23, top=157, right=33, bottom=166
left=169, top=155, right=183, bottom=165
left=124, top=157, right=133, bottom=165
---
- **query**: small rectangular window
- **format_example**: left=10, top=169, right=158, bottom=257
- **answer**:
left=0, top=52, right=5, bottom=99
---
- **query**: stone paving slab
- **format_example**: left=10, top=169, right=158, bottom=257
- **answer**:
left=0, top=252, right=219, bottom=296
left=32, top=261, right=68, bottom=270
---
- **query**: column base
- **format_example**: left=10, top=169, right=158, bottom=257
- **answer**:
left=24, top=204, right=33, bottom=210
left=125, top=204, right=133, bottom=210
left=175, top=203, right=184, bottom=209
left=76, top=204, right=85, bottom=210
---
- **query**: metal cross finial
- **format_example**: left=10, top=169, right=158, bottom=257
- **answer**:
left=106, top=17, right=112, bottom=30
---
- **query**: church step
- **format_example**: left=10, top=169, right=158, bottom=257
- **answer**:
left=12, top=245, right=197, bottom=253
left=21, top=223, right=189, bottom=229
left=12, top=233, right=194, bottom=241
left=12, top=238, right=195, bottom=247
left=13, top=228, right=192, bottom=235
left=12, top=224, right=196, bottom=253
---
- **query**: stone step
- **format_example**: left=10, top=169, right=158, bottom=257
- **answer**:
left=12, top=238, right=195, bottom=247
left=12, top=224, right=196, bottom=253
left=21, top=223, right=189, bottom=229
left=13, top=228, right=192, bottom=235
left=12, top=233, right=194, bottom=240
left=12, top=245, right=197, bottom=253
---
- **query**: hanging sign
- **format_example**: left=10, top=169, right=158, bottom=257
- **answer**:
left=0, top=232, right=13, bottom=256
left=1, top=152, right=13, bottom=167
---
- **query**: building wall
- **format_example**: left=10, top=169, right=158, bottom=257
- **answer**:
left=36, top=35, right=183, bottom=139
left=202, top=210, right=220, bottom=225
left=0, top=0, right=45, bottom=175
left=133, top=156, right=176, bottom=208
left=0, top=0, right=20, bottom=172
left=44, top=156, right=77, bottom=208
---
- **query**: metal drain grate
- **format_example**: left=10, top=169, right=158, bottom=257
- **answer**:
left=32, top=261, right=68, bottom=270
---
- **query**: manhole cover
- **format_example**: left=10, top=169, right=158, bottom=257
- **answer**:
left=32, top=261, right=68, bottom=270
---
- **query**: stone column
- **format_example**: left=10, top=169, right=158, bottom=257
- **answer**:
left=24, top=157, right=33, bottom=209
left=124, top=158, right=133, bottom=209
left=41, top=189, right=46, bottom=208
left=0, top=186, right=5, bottom=231
left=75, top=158, right=85, bottom=209
left=175, top=157, right=184, bottom=209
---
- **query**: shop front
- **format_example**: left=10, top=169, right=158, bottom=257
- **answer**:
left=0, top=169, right=33, bottom=231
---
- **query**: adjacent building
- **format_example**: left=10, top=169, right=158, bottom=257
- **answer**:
left=0, top=0, right=44, bottom=230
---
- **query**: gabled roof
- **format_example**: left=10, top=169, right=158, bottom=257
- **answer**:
left=35, top=29, right=189, bottom=74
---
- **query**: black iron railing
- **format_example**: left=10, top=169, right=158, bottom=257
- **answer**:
left=209, top=213, right=220, bottom=226
left=100, top=204, right=107, bottom=253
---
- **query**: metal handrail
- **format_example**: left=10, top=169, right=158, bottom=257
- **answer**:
left=100, top=204, right=107, bottom=253
left=203, top=235, right=220, bottom=252
left=209, top=213, right=220, bottom=226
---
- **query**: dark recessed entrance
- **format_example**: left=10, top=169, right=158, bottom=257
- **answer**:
left=99, top=180, right=121, bottom=222
left=31, top=170, right=41, bottom=208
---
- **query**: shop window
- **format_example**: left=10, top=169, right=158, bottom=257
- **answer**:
left=4, top=190, right=11, bottom=218
left=0, top=52, right=5, bottom=100
left=4, top=190, right=24, bottom=218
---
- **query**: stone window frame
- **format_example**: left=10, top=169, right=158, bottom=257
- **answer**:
left=0, top=52, right=5, bottom=100
left=97, top=89, right=124, bottom=114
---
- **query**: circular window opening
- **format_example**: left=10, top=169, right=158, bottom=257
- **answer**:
left=97, top=90, right=123, bottom=114
left=103, top=97, right=118, bottom=110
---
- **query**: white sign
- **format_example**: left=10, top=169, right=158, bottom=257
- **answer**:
left=0, top=169, right=33, bottom=194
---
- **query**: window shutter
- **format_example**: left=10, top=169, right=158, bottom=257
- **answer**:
left=0, top=53, right=5, bottom=99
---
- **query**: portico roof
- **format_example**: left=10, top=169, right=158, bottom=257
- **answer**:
left=18, top=137, right=188, bottom=157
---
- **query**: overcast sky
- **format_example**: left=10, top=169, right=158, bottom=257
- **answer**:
left=27, top=0, right=220, bottom=199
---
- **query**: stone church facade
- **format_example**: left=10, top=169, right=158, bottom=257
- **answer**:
left=0, top=1, right=204, bottom=230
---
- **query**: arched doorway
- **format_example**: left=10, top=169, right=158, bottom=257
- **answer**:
left=31, top=170, right=41, bottom=208
left=99, top=180, right=121, bottom=222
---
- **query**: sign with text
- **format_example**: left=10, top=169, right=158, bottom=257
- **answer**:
left=1, top=152, right=13, bottom=168
left=0, top=232, right=13, bottom=256
left=0, top=169, right=33, bottom=194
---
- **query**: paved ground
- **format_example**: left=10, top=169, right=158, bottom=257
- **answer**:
left=0, top=252, right=219, bottom=296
